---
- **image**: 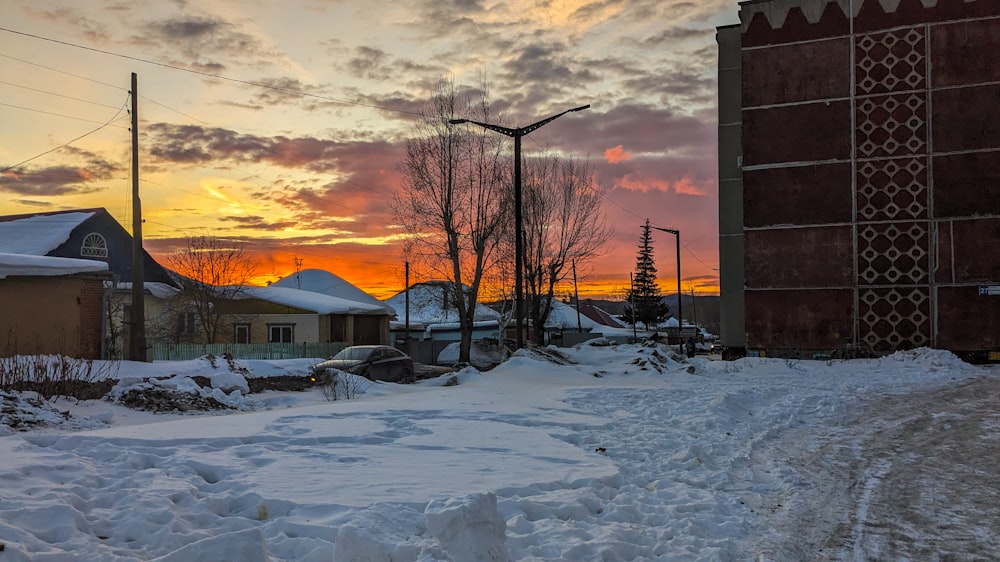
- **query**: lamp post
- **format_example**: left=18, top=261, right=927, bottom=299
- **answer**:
left=651, top=226, right=682, bottom=352
left=450, top=104, right=590, bottom=349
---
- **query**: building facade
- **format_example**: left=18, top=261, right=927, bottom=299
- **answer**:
left=718, top=0, right=1000, bottom=359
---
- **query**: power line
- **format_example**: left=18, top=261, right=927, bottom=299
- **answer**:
left=0, top=100, right=130, bottom=127
left=0, top=95, right=130, bottom=173
left=0, top=79, right=124, bottom=109
left=0, top=52, right=125, bottom=90
left=0, top=27, right=424, bottom=117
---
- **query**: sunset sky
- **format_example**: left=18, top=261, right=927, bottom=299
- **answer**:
left=1, top=0, right=737, bottom=300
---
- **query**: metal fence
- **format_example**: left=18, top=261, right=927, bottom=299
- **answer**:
left=150, top=342, right=347, bottom=361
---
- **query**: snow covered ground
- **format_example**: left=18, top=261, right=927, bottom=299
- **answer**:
left=0, top=343, right=997, bottom=561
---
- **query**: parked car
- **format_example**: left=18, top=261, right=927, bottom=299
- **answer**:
left=312, top=345, right=415, bottom=383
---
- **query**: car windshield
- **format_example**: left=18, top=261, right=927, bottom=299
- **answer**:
left=331, top=347, right=374, bottom=361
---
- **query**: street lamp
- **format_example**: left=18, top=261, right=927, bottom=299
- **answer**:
left=450, top=104, right=590, bottom=349
left=651, top=226, right=682, bottom=352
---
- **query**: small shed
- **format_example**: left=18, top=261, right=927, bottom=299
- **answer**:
left=0, top=253, right=111, bottom=359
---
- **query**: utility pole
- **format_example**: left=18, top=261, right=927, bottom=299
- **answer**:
left=630, top=272, right=637, bottom=341
left=293, top=256, right=304, bottom=289
left=572, top=258, right=582, bottom=333
left=450, top=104, right=590, bottom=349
left=129, top=72, right=147, bottom=362
left=690, top=286, right=697, bottom=329
left=650, top=226, right=681, bottom=351
left=404, top=261, right=410, bottom=348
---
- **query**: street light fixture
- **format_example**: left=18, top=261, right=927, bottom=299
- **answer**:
left=651, top=226, right=682, bottom=352
left=450, top=104, right=590, bottom=349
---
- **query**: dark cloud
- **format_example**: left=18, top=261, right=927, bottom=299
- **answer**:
left=336, top=45, right=446, bottom=86
left=499, top=41, right=601, bottom=90
left=144, top=122, right=407, bottom=234
left=0, top=148, right=121, bottom=196
left=13, top=199, right=53, bottom=208
left=156, top=16, right=223, bottom=39
left=146, top=123, right=380, bottom=173
left=219, top=215, right=299, bottom=231
left=641, top=27, right=715, bottom=47
left=622, top=70, right=716, bottom=104
left=128, top=14, right=279, bottom=74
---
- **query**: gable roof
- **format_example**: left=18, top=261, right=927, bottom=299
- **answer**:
left=0, top=210, right=96, bottom=255
left=578, top=302, right=626, bottom=328
left=0, top=208, right=177, bottom=287
left=238, top=285, right=391, bottom=315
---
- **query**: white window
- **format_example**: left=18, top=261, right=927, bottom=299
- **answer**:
left=234, top=324, right=251, bottom=344
left=268, top=324, right=294, bottom=343
left=81, top=233, right=108, bottom=258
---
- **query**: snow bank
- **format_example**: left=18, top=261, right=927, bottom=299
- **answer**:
left=333, top=493, right=510, bottom=562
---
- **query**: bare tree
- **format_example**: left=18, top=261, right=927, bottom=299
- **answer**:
left=521, top=155, right=613, bottom=344
left=165, top=236, right=259, bottom=344
left=394, top=79, right=511, bottom=363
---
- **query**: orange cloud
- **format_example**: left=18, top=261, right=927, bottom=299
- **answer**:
left=615, top=174, right=710, bottom=196
left=615, top=174, right=670, bottom=192
left=673, top=177, right=708, bottom=196
left=604, top=145, right=632, bottom=164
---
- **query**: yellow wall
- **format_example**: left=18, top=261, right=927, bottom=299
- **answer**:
left=0, top=276, right=104, bottom=358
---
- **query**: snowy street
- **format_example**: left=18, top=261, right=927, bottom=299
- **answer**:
left=752, top=375, right=1000, bottom=561
left=0, top=344, right=996, bottom=561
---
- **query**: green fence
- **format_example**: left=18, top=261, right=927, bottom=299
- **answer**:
left=150, top=342, right=347, bottom=361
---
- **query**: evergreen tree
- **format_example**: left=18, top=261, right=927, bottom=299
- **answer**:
left=623, top=219, right=670, bottom=329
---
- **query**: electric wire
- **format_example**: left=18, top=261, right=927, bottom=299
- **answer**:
left=0, top=52, right=125, bottom=90
left=0, top=27, right=424, bottom=117
left=0, top=100, right=129, bottom=127
left=0, top=95, right=131, bottom=173
left=0, top=79, right=124, bottom=109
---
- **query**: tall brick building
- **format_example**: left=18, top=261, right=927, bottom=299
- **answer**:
left=717, top=0, right=1000, bottom=359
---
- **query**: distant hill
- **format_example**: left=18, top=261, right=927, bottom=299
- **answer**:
left=272, top=269, right=395, bottom=314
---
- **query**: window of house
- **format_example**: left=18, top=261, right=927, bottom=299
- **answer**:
left=81, top=233, right=108, bottom=258
left=178, top=312, right=197, bottom=335
left=268, top=324, right=294, bottom=343
left=234, top=324, right=251, bottom=344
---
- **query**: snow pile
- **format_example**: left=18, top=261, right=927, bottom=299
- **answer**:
left=333, top=493, right=510, bottom=561
left=108, top=373, right=252, bottom=411
left=0, top=390, right=70, bottom=434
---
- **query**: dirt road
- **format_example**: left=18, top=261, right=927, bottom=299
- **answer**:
left=756, top=374, right=1000, bottom=561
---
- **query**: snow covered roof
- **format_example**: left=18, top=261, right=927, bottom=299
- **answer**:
left=0, top=211, right=95, bottom=255
left=238, top=285, right=391, bottom=315
left=383, top=281, right=502, bottom=324
left=543, top=300, right=599, bottom=330
left=111, top=281, right=180, bottom=299
left=272, top=269, right=395, bottom=314
left=0, top=252, right=109, bottom=279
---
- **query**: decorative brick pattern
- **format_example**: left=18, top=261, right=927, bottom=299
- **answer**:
left=855, top=25, right=932, bottom=352
left=859, top=287, right=931, bottom=351
left=858, top=222, right=930, bottom=285
left=856, top=93, right=926, bottom=158
left=856, top=28, right=925, bottom=95
left=856, top=158, right=928, bottom=221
